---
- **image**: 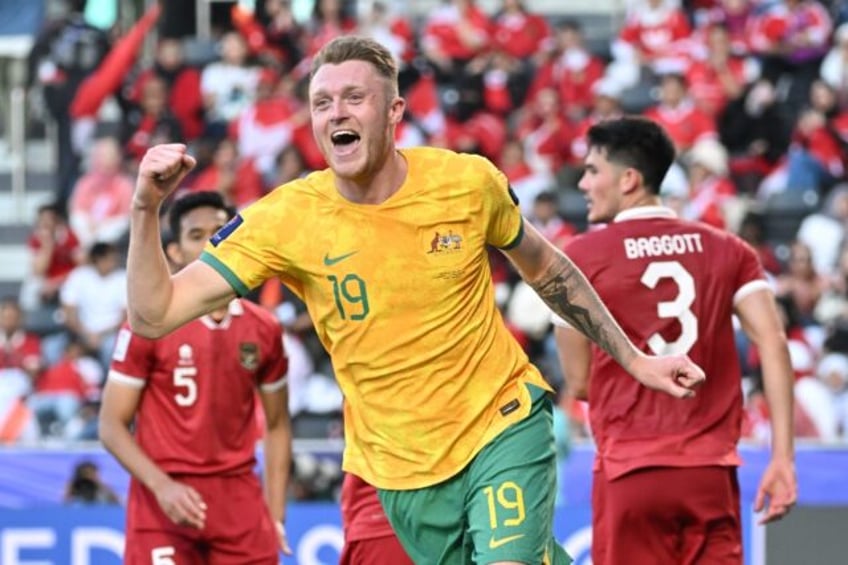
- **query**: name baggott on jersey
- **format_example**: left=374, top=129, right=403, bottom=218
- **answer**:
left=623, top=233, right=704, bottom=259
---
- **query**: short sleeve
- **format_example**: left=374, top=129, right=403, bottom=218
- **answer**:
left=200, top=200, right=285, bottom=296
left=732, top=237, right=770, bottom=304
left=107, top=325, right=155, bottom=387
left=477, top=156, right=524, bottom=249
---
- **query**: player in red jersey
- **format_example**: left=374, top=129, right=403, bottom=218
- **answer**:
left=99, top=191, right=292, bottom=564
left=340, top=473, right=413, bottom=565
left=554, top=117, right=797, bottom=565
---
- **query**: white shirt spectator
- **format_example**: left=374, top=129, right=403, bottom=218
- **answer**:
left=60, top=265, right=127, bottom=335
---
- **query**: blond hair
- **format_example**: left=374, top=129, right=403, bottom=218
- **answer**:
left=310, top=36, right=399, bottom=97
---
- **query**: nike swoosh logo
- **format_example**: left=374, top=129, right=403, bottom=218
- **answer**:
left=488, top=533, right=525, bottom=549
left=323, top=251, right=358, bottom=266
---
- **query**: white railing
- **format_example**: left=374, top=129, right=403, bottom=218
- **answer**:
left=0, top=35, right=34, bottom=224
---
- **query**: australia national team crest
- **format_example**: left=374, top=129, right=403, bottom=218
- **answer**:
left=239, top=342, right=260, bottom=370
left=427, top=229, right=463, bottom=254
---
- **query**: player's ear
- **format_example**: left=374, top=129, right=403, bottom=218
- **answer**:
left=165, top=240, right=183, bottom=267
left=620, top=167, right=642, bottom=195
left=389, top=95, right=406, bottom=126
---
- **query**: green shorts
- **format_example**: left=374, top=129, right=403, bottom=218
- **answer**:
left=378, top=385, right=573, bottom=565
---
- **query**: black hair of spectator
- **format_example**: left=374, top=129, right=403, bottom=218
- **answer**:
left=167, top=191, right=236, bottom=242
left=88, top=241, right=117, bottom=263
left=68, top=0, right=89, bottom=14
left=585, top=117, right=676, bottom=195
left=775, top=293, right=802, bottom=331
left=37, top=202, right=69, bottom=221
left=312, top=0, right=356, bottom=23
left=534, top=191, right=559, bottom=205
left=556, top=18, right=583, bottom=33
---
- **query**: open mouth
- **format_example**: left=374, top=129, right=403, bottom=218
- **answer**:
left=331, top=130, right=360, bottom=147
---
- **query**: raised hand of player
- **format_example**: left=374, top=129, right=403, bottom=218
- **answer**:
left=134, top=144, right=197, bottom=211
left=755, top=457, right=797, bottom=524
left=628, top=353, right=706, bottom=399
left=154, top=478, right=207, bottom=529
left=276, top=521, right=292, bottom=555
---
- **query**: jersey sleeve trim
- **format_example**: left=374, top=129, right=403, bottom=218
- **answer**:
left=733, top=279, right=772, bottom=306
left=200, top=251, right=251, bottom=297
left=107, top=369, right=146, bottom=389
left=498, top=218, right=525, bottom=250
left=259, top=376, right=288, bottom=393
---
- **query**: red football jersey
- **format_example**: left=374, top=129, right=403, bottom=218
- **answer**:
left=108, top=300, right=287, bottom=475
left=563, top=207, right=767, bottom=480
left=341, top=473, right=396, bottom=542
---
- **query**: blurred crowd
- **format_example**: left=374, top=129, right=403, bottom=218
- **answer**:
left=4, top=0, right=848, bottom=465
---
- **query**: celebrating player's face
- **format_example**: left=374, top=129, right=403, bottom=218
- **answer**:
left=578, top=147, right=625, bottom=224
left=309, top=60, right=403, bottom=182
left=171, top=206, right=230, bottom=268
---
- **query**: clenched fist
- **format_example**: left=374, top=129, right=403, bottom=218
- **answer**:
left=134, top=144, right=197, bottom=211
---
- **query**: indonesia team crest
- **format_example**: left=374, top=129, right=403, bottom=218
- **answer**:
left=239, top=343, right=260, bottom=370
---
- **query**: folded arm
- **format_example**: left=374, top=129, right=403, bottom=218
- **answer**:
left=502, top=220, right=704, bottom=398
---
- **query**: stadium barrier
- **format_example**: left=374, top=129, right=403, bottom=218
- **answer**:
left=1, top=443, right=846, bottom=564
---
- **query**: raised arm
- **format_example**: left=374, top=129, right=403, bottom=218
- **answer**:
left=502, top=220, right=704, bottom=398
left=735, top=288, right=797, bottom=523
left=128, top=144, right=235, bottom=338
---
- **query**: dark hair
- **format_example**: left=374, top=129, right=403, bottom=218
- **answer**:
left=37, top=203, right=66, bottom=220
left=88, top=242, right=117, bottom=262
left=585, top=117, right=676, bottom=194
left=167, top=191, right=236, bottom=241
left=534, top=191, right=559, bottom=205
left=310, top=36, right=398, bottom=96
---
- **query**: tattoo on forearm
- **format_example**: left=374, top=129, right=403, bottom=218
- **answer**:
left=530, top=258, right=634, bottom=366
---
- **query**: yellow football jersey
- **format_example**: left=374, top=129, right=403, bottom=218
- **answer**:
left=201, top=146, right=552, bottom=489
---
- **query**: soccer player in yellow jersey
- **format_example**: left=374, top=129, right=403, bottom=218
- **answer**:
left=126, top=36, right=705, bottom=564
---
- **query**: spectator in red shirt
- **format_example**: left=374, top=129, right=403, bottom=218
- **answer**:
left=683, top=138, right=737, bottom=229
left=527, top=19, right=606, bottom=122
left=231, top=68, right=300, bottom=185
left=608, top=0, right=693, bottom=89
left=530, top=191, right=577, bottom=251
left=644, top=72, right=718, bottom=155
left=127, top=38, right=204, bottom=142
left=695, top=0, right=756, bottom=56
left=123, top=75, right=184, bottom=169
left=421, top=0, right=492, bottom=83
left=28, top=338, right=102, bottom=438
left=68, top=136, right=135, bottom=249
left=187, top=138, right=265, bottom=209
left=0, top=298, right=43, bottom=381
left=781, top=80, right=846, bottom=194
left=515, top=87, right=574, bottom=176
left=491, top=0, right=551, bottom=60
left=0, top=298, right=41, bottom=444
left=499, top=139, right=555, bottom=216
left=359, top=1, right=417, bottom=66
left=304, top=0, right=358, bottom=60
left=568, top=79, right=625, bottom=173
left=231, top=0, right=304, bottom=71
left=20, top=204, right=83, bottom=312
left=748, top=0, right=832, bottom=101
left=686, top=23, right=759, bottom=117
